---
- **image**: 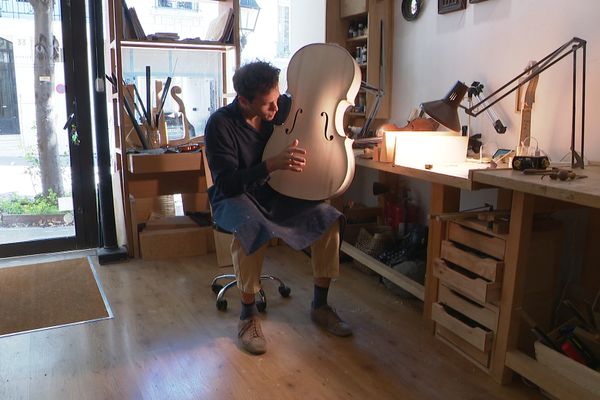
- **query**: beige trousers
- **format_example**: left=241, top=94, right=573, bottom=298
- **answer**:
left=230, top=221, right=341, bottom=294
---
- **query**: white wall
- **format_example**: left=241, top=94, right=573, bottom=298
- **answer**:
left=345, top=0, right=600, bottom=217
left=391, top=0, right=600, bottom=163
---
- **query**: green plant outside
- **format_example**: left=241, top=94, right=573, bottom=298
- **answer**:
left=0, top=190, right=60, bottom=215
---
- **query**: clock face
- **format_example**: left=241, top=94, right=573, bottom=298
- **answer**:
left=402, top=0, right=422, bottom=21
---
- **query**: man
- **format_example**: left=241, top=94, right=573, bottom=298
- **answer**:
left=204, top=60, right=352, bottom=355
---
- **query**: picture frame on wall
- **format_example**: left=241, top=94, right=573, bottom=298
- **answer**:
left=438, top=0, right=467, bottom=14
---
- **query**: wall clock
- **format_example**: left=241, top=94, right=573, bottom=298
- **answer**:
left=402, top=0, right=422, bottom=21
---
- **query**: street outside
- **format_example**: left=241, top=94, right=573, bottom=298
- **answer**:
left=0, top=153, right=74, bottom=245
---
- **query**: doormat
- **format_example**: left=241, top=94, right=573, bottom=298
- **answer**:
left=0, top=257, right=112, bottom=337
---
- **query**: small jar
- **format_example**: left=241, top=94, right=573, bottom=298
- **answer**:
left=145, top=125, right=161, bottom=149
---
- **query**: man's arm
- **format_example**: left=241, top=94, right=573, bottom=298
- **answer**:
left=204, top=114, right=269, bottom=197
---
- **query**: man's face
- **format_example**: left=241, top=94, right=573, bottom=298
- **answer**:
left=242, top=86, right=280, bottom=121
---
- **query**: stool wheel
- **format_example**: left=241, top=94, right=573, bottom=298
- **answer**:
left=256, top=299, right=267, bottom=313
left=216, top=298, right=228, bottom=311
left=278, top=285, right=291, bottom=297
left=211, top=283, right=223, bottom=295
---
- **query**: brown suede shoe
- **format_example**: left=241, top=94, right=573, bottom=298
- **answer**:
left=238, top=316, right=266, bottom=355
left=311, top=305, right=353, bottom=337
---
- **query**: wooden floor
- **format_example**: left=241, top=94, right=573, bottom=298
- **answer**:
left=0, top=247, right=545, bottom=400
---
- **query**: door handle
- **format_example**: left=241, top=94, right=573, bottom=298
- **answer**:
left=63, top=113, right=80, bottom=146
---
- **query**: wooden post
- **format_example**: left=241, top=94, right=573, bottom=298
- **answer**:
left=423, top=183, right=460, bottom=329
left=490, top=191, right=535, bottom=383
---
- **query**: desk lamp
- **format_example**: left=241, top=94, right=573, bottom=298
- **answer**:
left=421, top=37, right=587, bottom=169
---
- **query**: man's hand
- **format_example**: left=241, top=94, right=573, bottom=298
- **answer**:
left=266, top=139, right=306, bottom=173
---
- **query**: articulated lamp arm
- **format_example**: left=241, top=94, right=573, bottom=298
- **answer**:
left=464, top=37, right=586, bottom=119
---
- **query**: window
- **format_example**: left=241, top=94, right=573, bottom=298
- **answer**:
left=276, top=3, right=290, bottom=58
left=0, top=37, right=20, bottom=135
left=155, top=0, right=198, bottom=12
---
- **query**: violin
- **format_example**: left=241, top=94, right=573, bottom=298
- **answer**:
left=262, top=43, right=361, bottom=200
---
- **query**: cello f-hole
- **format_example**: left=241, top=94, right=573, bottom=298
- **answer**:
left=320, top=111, right=333, bottom=141
left=285, top=108, right=303, bottom=135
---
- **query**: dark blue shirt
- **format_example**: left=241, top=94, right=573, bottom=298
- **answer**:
left=204, top=99, right=343, bottom=254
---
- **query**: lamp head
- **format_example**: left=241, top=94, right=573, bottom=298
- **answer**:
left=420, top=81, right=468, bottom=132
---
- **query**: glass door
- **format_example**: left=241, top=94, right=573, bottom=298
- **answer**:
left=0, top=0, right=98, bottom=257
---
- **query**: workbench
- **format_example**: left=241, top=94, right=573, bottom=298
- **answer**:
left=346, top=157, right=600, bottom=399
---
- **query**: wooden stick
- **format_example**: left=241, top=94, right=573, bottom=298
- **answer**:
left=123, top=96, right=149, bottom=149
left=155, top=76, right=172, bottom=127
left=145, top=65, right=151, bottom=126
left=429, top=210, right=510, bottom=221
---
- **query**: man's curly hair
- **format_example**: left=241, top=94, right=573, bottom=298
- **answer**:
left=233, top=61, right=280, bottom=102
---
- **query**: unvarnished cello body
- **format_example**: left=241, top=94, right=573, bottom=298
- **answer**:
left=262, top=43, right=361, bottom=201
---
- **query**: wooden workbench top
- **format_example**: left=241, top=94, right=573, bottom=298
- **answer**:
left=355, top=156, right=492, bottom=191
left=472, top=166, right=600, bottom=209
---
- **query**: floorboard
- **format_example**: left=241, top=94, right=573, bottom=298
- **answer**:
left=0, top=246, right=544, bottom=399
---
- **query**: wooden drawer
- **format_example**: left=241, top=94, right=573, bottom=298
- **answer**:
left=432, top=303, right=493, bottom=353
left=433, top=258, right=501, bottom=305
left=438, top=284, right=499, bottom=331
left=447, top=221, right=505, bottom=260
left=441, top=240, right=503, bottom=282
left=436, top=325, right=491, bottom=369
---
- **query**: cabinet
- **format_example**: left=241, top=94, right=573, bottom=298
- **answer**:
left=432, top=216, right=561, bottom=372
left=326, top=0, right=394, bottom=137
left=105, top=0, right=241, bottom=256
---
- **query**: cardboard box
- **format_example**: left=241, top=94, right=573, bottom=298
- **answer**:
left=139, top=225, right=213, bottom=260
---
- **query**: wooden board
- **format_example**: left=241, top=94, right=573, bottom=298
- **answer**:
left=534, top=341, right=600, bottom=396
left=472, top=166, right=600, bottom=209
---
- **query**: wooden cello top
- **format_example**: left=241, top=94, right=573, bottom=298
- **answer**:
left=262, top=43, right=361, bottom=200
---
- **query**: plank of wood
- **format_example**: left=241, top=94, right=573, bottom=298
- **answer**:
left=491, top=191, right=535, bottom=383
left=424, top=184, right=461, bottom=328
left=340, top=241, right=424, bottom=300
left=506, top=350, right=596, bottom=400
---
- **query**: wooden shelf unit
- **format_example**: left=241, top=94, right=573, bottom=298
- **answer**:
left=105, top=0, right=241, bottom=256
left=326, top=0, right=394, bottom=136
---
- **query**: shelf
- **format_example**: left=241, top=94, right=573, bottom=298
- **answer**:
left=127, top=151, right=202, bottom=174
left=341, top=241, right=425, bottom=300
left=346, top=35, right=367, bottom=43
left=120, top=40, right=234, bottom=52
left=505, top=350, right=596, bottom=400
